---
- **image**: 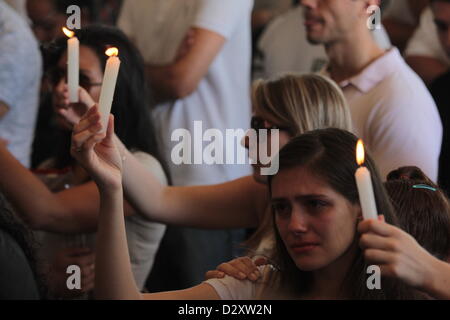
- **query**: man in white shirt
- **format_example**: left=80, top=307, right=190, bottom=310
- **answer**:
left=0, top=0, right=41, bottom=168
left=405, top=3, right=450, bottom=85
left=254, top=3, right=391, bottom=79
left=118, top=0, right=253, bottom=289
left=301, top=0, right=442, bottom=181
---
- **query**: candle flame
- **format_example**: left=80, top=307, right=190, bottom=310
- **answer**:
left=356, top=139, right=365, bottom=166
left=62, top=27, right=75, bottom=38
left=105, top=47, right=119, bottom=57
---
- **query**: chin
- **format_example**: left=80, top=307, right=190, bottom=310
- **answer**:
left=293, top=256, right=328, bottom=272
left=306, top=32, right=327, bottom=45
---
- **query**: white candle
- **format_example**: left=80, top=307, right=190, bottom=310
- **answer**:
left=63, top=27, right=79, bottom=103
left=98, top=47, right=121, bottom=132
left=355, top=140, right=378, bottom=220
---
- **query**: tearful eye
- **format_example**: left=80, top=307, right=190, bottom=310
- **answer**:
left=307, top=199, right=329, bottom=210
left=272, top=202, right=291, bottom=218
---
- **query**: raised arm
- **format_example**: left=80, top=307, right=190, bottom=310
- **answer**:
left=119, top=137, right=265, bottom=229
left=72, top=115, right=220, bottom=300
left=72, top=106, right=267, bottom=230
left=0, top=87, right=137, bottom=234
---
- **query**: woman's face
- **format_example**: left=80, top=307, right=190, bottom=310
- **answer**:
left=244, top=107, right=292, bottom=184
left=52, top=45, right=103, bottom=130
left=272, top=166, right=361, bottom=272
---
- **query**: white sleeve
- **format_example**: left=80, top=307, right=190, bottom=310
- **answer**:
left=0, top=28, right=21, bottom=108
left=193, top=0, right=254, bottom=39
left=405, top=8, right=447, bottom=62
left=367, top=87, right=442, bottom=182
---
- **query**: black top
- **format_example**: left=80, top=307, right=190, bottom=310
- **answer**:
left=0, top=229, right=40, bottom=300
left=430, top=70, right=450, bottom=195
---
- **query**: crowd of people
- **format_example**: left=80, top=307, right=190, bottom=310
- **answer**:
left=0, top=0, right=449, bottom=300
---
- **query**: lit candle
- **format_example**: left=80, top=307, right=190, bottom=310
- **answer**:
left=63, top=27, right=79, bottom=103
left=355, top=139, right=378, bottom=220
left=98, top=47, right=121, bottom=132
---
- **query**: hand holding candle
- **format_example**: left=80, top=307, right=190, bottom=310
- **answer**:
left=355, top=139, right=378, bottom=220
left=63, top=27, right=79, bottom=103
left=98, top=47, right=121, bottom=132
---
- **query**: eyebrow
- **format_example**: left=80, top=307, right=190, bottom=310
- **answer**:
left=271, top=194, right=329, bottom=202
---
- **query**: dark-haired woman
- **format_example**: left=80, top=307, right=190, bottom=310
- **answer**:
left=0, top=25, right=168, bottom=298
left=72, top=124, right=442, bottom=299
left=209, top=165, right=450, bottom=298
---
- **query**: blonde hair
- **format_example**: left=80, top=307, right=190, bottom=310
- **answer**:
left=252, top=73, right=353, bottom=136
left=244, top=73, right=353, bottom=259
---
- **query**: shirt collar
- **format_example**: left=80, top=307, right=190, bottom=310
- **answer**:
left=325, top=47, right=401, bottom=93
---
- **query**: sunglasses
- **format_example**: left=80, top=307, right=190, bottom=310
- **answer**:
left=47, top=67, right=102, bottom=92
left=251, top=116, right=290, bottom=132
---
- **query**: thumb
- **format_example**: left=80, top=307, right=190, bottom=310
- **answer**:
left=254, top=257, right=268, bottom=266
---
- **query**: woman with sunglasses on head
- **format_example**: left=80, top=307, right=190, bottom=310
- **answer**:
left=0, top=25, right=168, bottom=298
left=70, top=73, right=351, bottom=232
left=72, top=127, right=437, bottom=299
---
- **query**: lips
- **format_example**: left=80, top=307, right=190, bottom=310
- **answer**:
left=304, top=13, right=324, bottom=28
left=289, top=242, right=320, bottom=254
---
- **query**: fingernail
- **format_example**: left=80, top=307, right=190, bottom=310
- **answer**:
left=238, top=272, right=246, bottom=279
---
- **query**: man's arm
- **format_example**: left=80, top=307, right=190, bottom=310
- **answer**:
left=146, top=27, right=225, bottom=102
left=0, top=101, right=9, bottom=119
